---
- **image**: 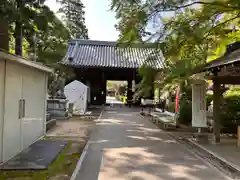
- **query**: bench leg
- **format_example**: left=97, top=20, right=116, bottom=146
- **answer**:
left=152, top=118, right=156, bottom=123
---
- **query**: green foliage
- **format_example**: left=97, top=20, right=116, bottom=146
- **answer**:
left=58, top=0, right=88, bottom=39
left=205, top=87, right=240, bottom=133
left=114, top=3, right=147, bottom=42
left=134, top=65, right=158, bottom=99
left=220, top=95, right=240, bottom=133
left=111, top=0, right=240, bottom=90
left=206, top=94, right=213, bottom=108
left=166, top=101, right=175, bottom=113
left=178, top=99, right=192, bottom=125
left=1, top=0, right=71, bottom=59
left=0, top=0, right=89, bottom=88
left=224, top=86, right=240, bottom=97
left=178, top=84, right=192, bottom=125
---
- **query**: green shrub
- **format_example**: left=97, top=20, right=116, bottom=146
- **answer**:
left=220, top=95, right=240, bottom=133
left=178, top=99, right=192, bottom=125
left=178, top=86, right=192, bottom=125
left=205, top=87, right=240, bottom=133
left=206, top=94, right=213, bottom=109
left=166, top=101, right=175, bottom=113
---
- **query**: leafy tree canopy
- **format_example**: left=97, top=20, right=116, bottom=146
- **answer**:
left=111, top=0, right=240, bottom=90
left=0, top=0, right=89, bottom=90
left=58, top=0, right=89, bottom=39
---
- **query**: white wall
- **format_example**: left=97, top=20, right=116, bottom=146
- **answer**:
left=21, top=66, right=47, bottom=149
left=3, top=61, right=48, bottom=162
left=0, top=60, right=5, bottom=162
left=3, top=61, right=23, bottom=162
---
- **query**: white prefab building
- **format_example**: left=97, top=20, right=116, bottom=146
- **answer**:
left=64, top=80, right=89, bottom=115
left=0, top=51, right=52, bottom=163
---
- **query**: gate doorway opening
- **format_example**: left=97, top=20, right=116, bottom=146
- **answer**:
left=106, top=81, right=127, bottom=105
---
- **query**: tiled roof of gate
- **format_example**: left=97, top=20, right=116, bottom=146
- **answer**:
left=61, top=40, right=165, bottom=69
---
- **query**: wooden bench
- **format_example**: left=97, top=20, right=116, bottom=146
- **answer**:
left=150, top=112, right=175, bottom=129
left=140, top=99, right=155, bottom=116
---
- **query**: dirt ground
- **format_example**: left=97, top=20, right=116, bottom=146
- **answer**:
left=46, top=116, right=96, bottom=142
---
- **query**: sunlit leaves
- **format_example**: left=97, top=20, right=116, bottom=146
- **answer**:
left=112, top=0, right=240, bottom=91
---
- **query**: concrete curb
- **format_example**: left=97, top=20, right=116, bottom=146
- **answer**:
left=70, top=109, right=104, bottom=180
left=70, top=142, right=90, bottom=180
left=170, top=136, right=233, bottom=180
left=187, top=138, right=240, bottom=173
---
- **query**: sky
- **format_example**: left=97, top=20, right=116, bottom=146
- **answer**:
left=45, top=0, right=119, bottom=41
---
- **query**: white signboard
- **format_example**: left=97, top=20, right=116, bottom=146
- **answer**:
left=192, top=82, right=207, bottom=127
left=64, top=80, right=89, bottom=115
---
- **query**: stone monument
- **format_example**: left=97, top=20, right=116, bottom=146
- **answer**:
left=47, top=72, right=68, bottom=120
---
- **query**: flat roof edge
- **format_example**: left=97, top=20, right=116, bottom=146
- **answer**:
left=0, top=51, right=53, bottom=73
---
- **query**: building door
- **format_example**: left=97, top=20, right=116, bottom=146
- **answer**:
left=2, top=62, right=46, bottom=162
left=21, top=67, right=46, bottom=149
left=3, top=62, right=23, bottom=162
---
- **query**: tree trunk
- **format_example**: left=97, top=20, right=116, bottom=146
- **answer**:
left=0, top=17, right=9, bottom=51
left=15, top=21, right=23, bottom=56
left=15, top=0, right=23, bottom=56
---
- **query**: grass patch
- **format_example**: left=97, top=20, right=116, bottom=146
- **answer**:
left=0, top=141, right=83, bottom=180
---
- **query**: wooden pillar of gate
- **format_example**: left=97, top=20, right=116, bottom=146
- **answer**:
left=127, top=79, right=133, bottom=106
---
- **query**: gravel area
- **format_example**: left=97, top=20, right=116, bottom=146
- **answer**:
left=46, top=117, right=96, bottom=142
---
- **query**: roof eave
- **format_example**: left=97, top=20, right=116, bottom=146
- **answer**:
left=0, top=50, right=53, bottom=73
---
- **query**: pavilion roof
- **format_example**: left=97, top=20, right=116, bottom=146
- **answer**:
left=201, top=42, right=240, bottom=72
left=203, top=49, right=240, bottom=71
left=61, top=39, right=165, bottom=69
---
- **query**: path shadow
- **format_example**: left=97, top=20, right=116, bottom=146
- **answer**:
left=86, top=107, right=228, bottom=180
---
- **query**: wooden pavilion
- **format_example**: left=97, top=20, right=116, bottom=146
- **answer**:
left=197, top=42, right=240, bottom=143
left=61, top=40, right=164, bottom=105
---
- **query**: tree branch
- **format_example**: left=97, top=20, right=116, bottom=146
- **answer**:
left=152, top=1, right=239, bottom=13
left=204, top=13, right=240, bottom=38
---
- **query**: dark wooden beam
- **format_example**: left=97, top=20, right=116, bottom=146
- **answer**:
left=212, top=76, right=240, bottom=84
left=213, top=80, right=221, bottom=143
left=127, top=79, right=133, bottom=105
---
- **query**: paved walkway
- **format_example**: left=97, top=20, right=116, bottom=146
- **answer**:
left=106, top=96, right=123, bottom=105
left=75, top=107, right=231, bottom=180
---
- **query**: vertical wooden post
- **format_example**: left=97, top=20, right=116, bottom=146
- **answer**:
left=102, top=70, right=106, bottom=104
left=213, top=80, right=221, bottom=143
left=127, top=79, right=133, bottom=105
